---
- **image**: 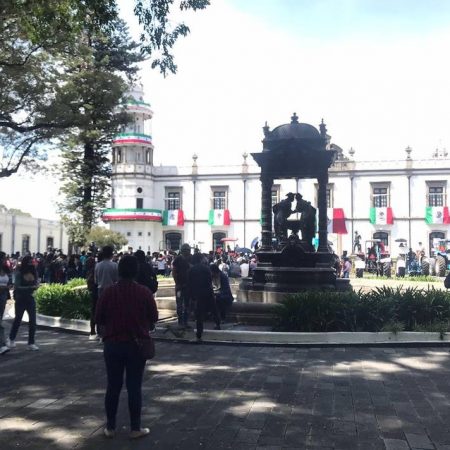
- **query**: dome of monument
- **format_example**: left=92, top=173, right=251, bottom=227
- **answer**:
left=265, top=113, right=322, bottom=141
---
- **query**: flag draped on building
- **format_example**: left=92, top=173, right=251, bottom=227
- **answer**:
left=162, top=210, right=184, bottom=226
left=327, top=208, right=347, bottom=234
left=425, top=206, right=450, bottom=224
left=369, top=207, right=393, bottom=225
left=208, top=209, right=231, bottom=226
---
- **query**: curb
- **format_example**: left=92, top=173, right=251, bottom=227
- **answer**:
left=30, top=313, right=450, bottom=348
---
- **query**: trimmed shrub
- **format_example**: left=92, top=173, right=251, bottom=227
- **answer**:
left=274, top=287, right=450, bottom=332
left=35, top=284, right=91, bottom=320
left=66, top=278, right=87, bottom=288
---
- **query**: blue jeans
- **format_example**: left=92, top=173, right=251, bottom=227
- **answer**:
left=9, top=295, right=36, bottom=344
left=103, top=341, right=146, bottom=431
left=0, top=291, right=8, bottom=346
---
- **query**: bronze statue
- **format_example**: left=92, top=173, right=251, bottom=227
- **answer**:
left=272, top=192, right=295, bottom=240
left=294, top=193, right=316, bottom=245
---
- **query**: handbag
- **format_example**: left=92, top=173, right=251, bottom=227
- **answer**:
left=134, top=336, right=155, bottom=360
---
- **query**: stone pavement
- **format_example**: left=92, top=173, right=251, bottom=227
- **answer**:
left=2, top=329, right=450, bottom=450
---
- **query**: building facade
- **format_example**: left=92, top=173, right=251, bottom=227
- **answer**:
left=0, top=210, right=68, bottom=255
left=104, top=86, right=450, bottom=257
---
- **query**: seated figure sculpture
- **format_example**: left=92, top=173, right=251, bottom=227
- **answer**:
left=272, top=192, right=295, bottom=241
left=294, top=193, right=316, bottom=247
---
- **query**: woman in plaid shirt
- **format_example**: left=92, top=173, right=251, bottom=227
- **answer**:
left=96, top=255, right=158, bottom=440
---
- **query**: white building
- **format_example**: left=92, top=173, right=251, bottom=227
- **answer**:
left=104, top=86, right=450, bottom=257
left=0, top=210, right=68, bottom=255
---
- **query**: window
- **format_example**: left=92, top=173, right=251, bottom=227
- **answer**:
left=111, top=198, right=115, bottom=208
left=117, top=148, right=122, bottom=163
left=137, top=187, right=143, bottom=193
left=127, top=232, right=131, bottom=237
left=271, top=185, right=280, bottom=207
left=429, top=231, right=446, bottom=257
left=212, top=187, right=228, bottom=209
left=427, top=182, right=446, bottom=206
left=373, top=231, right=389, bottom=248
left=146, top=150, right=152, bottom=165
left=138, top=232, right=142, bottom=237
left=165, top=188, right=182, bottom=210
left=46, top=237, right=54, bottom=250
left=21, top=235, right=30, bottom=255
left=0, top=233, right=2, bottom=251
left=136, top=198, right=143, bottom=209
left=112, top=149, right=115, bottom=164
left=147, top=232, right=151, bottom=236
left=371, top=183, right=390, bottom=207
left=165, top=232, right=182, bottom=251
left=212, top=232, right=226, bottom=251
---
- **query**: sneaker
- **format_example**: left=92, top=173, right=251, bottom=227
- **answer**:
left=103, top=428, right=115, bottom=439
left=88, top=334, right=99, bottom=341
left=129, top=428, right=150, bottom=439
left=28, top=344, right=39, bottom=351
left=0, top=346, right=10, bottom=355
left=6, top=338, right=15, bottom=348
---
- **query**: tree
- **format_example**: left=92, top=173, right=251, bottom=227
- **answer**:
left=57, top=19, right=143, bottom=246
left=0, top=0, right=209, bottom=177
left=86, top=226, right=128, bottom=251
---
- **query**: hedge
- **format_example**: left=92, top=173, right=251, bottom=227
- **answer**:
left=35, top=283, right=91, bottom=320
left=274, top=287, right=450, bottom=332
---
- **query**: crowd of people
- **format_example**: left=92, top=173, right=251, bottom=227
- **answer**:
left=0, top=244, right=254, bottom=438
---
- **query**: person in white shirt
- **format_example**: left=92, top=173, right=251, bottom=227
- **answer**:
left=240, top=259, right=250, bottom=278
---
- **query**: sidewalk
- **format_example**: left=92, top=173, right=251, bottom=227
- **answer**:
left=1, top=326, right=450, bottom=449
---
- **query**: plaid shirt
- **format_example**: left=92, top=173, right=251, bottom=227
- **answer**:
left=95, top=280, right=158, bottom=342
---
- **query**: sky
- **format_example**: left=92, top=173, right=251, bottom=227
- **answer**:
left=2, top=0, right=450, bottom=219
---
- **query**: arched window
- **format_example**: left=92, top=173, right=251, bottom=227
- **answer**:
left=117, top=148, right=122, bottom=163
left=429, top=231, right=446, bottom=257
left=165, top=232, right=182, bottom=251
left=212, top=232, right=226, bottom=252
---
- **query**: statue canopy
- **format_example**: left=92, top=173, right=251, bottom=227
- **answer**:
left=252, top=113, right=335, bottom=179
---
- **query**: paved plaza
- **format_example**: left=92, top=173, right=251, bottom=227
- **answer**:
left=2, top=328, right=450, bottom=449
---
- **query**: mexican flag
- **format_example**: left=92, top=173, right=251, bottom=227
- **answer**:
left=425, top=206, right=450, bottom=224
left=370, top=207, right=393, bottom=225
left=208, top=209, right=231, bottom=226
left=162, top=210, right=184, bottom=226
left=327, top=208, right=347, bottom=234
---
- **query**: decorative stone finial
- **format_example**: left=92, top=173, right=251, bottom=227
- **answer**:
left=405, top=146, right=412, bottom=160
left=192, top=153, right=198, bottom=175
left=242, top=152, right=248, bottom=162
left=319, top=118, right=327, bottom=138
left=263, top=121, right=270, bottom=137
left=291, top=113, right=299, bottom=123
left=349, top=147, right=355, bottom=158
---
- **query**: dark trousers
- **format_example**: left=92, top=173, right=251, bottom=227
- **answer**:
left=216, top=297, right=232, bottom=321
left=194, top=295, right=220, bottom=339
left=89, top=288, right=98, bottom=335
left=103, top=341, right=146, bottom=431
left=9, top=296, right=36, bottom=344
left=175, top=286, right=190, bottom=326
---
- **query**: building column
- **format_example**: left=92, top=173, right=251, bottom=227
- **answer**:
left=192, top=179, right=196, bottom=242
left=317, top=172, right=329, bottom=252
left=37, top=219, right=41, bottom=253
left=260, top=174, right=273, bottom=250
left=243, top=178, right=247, bottom=247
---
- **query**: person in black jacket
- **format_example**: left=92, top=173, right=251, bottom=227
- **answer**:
left=188, top=252, right=220, bottom=342
left=134, top=250, right=158, bottom=294
left=210, top=264, right=234, bottom=322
